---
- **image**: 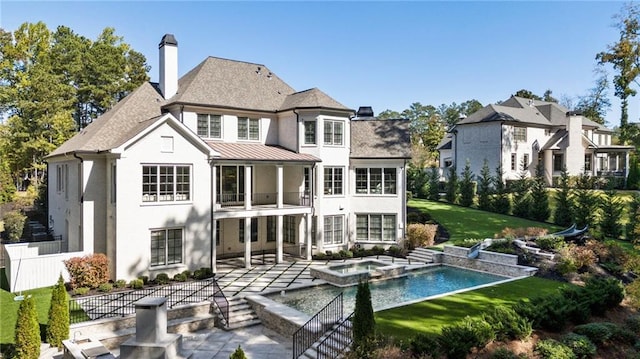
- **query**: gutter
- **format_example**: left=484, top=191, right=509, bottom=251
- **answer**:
left=73, top=153, right=84, bottom=252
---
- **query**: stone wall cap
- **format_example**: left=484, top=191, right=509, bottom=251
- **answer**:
left=134, top=297, right=166, bottom=307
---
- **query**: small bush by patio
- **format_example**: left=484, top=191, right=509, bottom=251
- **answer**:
left=73, top=287, right=89, bottom=296
left=173, top=273, right=187, bottom=282
left=129, top=279, right=143, bottom=289
left=405, top=223, right=437, bottom=249
left=64, top=254, right=110, bottom=289
left=114, top=279, right=127, bottom=288
left=193, top=267, right=214, bottom=280
left=154, top=273, right=170, bottom=285
left=229, top=345, right=247, bottom=359
left=98, top=283, right=112, bottom=292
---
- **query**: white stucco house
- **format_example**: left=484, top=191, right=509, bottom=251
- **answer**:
left=44, top=34, right=411, bottom=282
left=438, top=96, right=633, bottom=185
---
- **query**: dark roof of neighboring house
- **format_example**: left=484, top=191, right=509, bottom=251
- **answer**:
left=47, top=82, right=166, bottom=157
left=437, top=134, right=452, bottom=150
left=279, top=88, right=350, bottom=112
left=350, top=119, right=411, bottom=159
left=206, top=142, right=321, bottom=162
left=456, top=96, right=606, bottom=130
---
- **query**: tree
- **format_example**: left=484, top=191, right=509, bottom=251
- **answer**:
left=477, top=159, right=493, bottom=211
left=491, top=165, right=510, bottom=214
left=402, top=102, right=446, bottom=162
left=554, top=167, right=574, bottom=227
left=0, top=22, right=149, bottom=191
left=627, top=194, right=640, bottom=242
left=511, top=161, right=531, bottom=218
left=459, top=161, right=475, bottom=207
left=230, top=345, right=248, bottom=359
left=377, top=109, right=402, bottom=120
left=597, top=3, right=640, bottom=144
left=529, top=163, right=550, bottom=222
left=575, top=67, right=611, bottom=125
left=46, top=274, right=69, bottom=349
left=599, top=185, right=624, bottom=239
left=628, top=154, right=640, bottom=190
left=573, top=174, right=601, bottom=229
left=0, top=159, right=16, bottom=203
left=407, top=163, right=428, bottom=198
left=542, top=89, right=558, bottom=103
left=353, top=281, right=375, bottom=351
left=427, top=166, right=440, bottom=201
left=445, top=166, right=458, bottom=204
left=514, top=89, right=542, bottom=100
left=438, top=100, right=483, bottom=128
left=14, top=295, right=40, bottom=359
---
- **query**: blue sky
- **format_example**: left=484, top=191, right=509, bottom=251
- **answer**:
left=1, top=1, right=634, bottom=126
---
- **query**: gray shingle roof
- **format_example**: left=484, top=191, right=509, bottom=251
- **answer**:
left=166, top=57, right=296, bottom=112
left=47, top=82, right=166, bottom=157
left=279, top=88, right=350, bottom=112
left=206, top=142, right=321, bottom=162
left=350, top=119, right=411, bottom=159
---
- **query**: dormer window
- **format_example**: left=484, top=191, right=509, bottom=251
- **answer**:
left=238, top=117, right=259, bottom=140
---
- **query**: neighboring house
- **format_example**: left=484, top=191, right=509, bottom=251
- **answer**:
left=45, top=34, right=411, bottom=282
left=437, top=96, right=633, bottom=185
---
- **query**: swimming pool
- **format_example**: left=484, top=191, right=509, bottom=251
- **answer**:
left=267, top=265, right=510, bottom=315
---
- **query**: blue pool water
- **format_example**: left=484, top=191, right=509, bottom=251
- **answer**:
left=267, top=266, right=508, bottom=315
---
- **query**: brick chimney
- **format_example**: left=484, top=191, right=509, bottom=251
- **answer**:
left=159, top=34, right=178, bottom=100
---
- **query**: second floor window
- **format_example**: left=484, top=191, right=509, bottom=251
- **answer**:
left=355, top=168, right=397, bottom=195
left=142, top=165, right=191, bottom=202
left=304, top=121, right=316, bottom=144
left=553, top=154, right=564, bottom=171
left=238, top=117, right=259, bottom=140
left=324, top=167, right=343, bottom=195
left=324, top=120, right=343, bottom=145
left=197, top=114, right=222, bottom=138
left=514, top=127, right=527, bottom=142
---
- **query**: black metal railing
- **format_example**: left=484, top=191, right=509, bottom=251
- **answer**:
left=315, top=311, right=354, bottom=359
left=211, top=278, right=229, bottom=326
left=69, top=278, right=225, bottom=324
left=292, top=293, right=344, bottom=359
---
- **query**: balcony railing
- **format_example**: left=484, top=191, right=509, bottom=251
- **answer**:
left=218, top=192, right=310, bottom=207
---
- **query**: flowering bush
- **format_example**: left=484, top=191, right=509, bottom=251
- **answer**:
left=64, top=253, right=110, bottom=289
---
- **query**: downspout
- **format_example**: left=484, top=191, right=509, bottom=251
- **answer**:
left=180, top=105, right=184, bottom=123
left=293, top=109, right=300, bottom=152
left=209, top=159, right=215, bottom=272
left=73, top=153, right=84, bottom=252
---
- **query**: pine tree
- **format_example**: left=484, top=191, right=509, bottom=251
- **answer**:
left=477, top=159, right=493, bottom=211
left=511, top=159, right=532, bottom=218
left=574, top=173, right=601, bottom=229
left=554, top=167, right=574, bottom=227
left=491, top=165, right=510, bottom=214
left=628, top=154, right=640, bottom=190
left=600, top=184, right=624, bottom=239
left=529, top=163, right=550, bottom=222
left=459, top=161, right=475, bottom=207
left=14, top=295, right=41, bottom=359
left=628, top=194, right=640, bottom=242
left=427, top=166, right=440, bottom=201
left=445, top=166, right=458, bottom=204
left=353, top=281, right=375, bottom=351
left=47, top=274, right=69, bottom=349
left=230, top=345, right=247, bottom=359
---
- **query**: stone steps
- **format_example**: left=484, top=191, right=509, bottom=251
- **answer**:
left=406, top=247, right=435, bottom=264
left=223, top=297, right=261, bottom=330
left=301, top=319, right=352, bottom=359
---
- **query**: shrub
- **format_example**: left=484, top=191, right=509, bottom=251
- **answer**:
left=372, top=344, right=406, bottom=359
left=562, top=333, right=596, bottom=359
left=409, top=333, right=440, bottom=358
left=497, top=227, right=549, bottom=239
left=488, top=239, right=516, bottom=255
left=230, top=345, right=247, bottom=359
left=46, top=275, right=69, bottom=349
left=173, top=273, right=187, bottom=282
left=439, top=316, right=495, bottom=359
left=513, top=294, right=570, bottom=332
left=114, top=279, right=127, bottom=288
left=73, top=287, right=89, bottom=296
left=483, top=305, right=532, bottom=341
left=371, top=246, right=385, bottom=255
left=98, top=283, right=113, bottom=292
left=573, top=322, right=618, bottom=346
left=535, top=339, right=576, bottom=359
left=155, top=273, right=170, bottom=285
left=406, top=222, right=438, bottom=249
left=138, top=275, right=149, bottom=284
left=64, top=253, right=110, bottom=289
left=582, top=277, right=624, bottom=315
left=181, top=270, right=192, bottom=279
left=353, top=281, right=375, bottom=351
left=129, top=279, right=144, bottom=289
left=624, top=315, right=640, bottom=334
left=3, top=210, right=26, bottom=242
left=536, top=235, right=565, bottom=251
left=14, top=295, right=40, bottom=359
left=406, top=211, right=432, bottom=224
left=490, top=348, right=524, bottom=359
left=386, top=246, right=406, bottom=257
left=193, top=267, right=214, bottom=280
left=451, top=238, right=483, bottom=248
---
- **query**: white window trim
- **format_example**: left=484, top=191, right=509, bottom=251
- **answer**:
left=303, top=120, right=317, bottom=146
left=150, top=227, right=184, bottom=267
left=197, top=114, right=223, bottom=139
left=142, top=164, right=192, bottom=204
left=323, top=120, right=344, bottom=146
left=354, top=167, right=397, bottom=196
left=238, top=117, right=260, bottom=141
left=323, top=215, right=344, bottom=245
left=324, top=167, right=344, bottom=196
left=356, top=214, right=397, bottom=242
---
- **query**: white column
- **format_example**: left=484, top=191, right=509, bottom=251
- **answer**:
left=276, top=215, right=283, bottom=263
left=211, top=219, right=217, bottom=273
left=212, top=165, right=217, bottom=212
left=244, top=217, right=251, bottom=268
left=276, top=165, right=283, bottom=208
left=305, top=213, right=312, bottom=260
left=544, top=150, right=553, bottom=186
left=317, top=215, right=324, bottom=253
left=244, top=166, right=252, bottom=210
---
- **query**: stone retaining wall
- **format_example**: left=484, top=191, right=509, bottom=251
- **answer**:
left=245, top=295, right=310, bottom=338
left=441, top=245, right=536, bottom=277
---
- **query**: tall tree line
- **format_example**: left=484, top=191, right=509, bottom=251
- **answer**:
left=0, top=22, right=149, bottom=191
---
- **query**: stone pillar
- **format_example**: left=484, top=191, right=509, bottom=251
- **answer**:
left=120, top=297, right=182, bottom=359
left=244, top=217, right=251, bottom=269
left=276, top=215, right=283, bottom=263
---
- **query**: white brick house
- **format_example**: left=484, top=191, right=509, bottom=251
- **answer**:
left=44, top=34, right=411, bottom=282
left=438, top=96, right=633, bottom=185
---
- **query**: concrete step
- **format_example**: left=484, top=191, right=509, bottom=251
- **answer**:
left=221, top=297, right=261, bottom=330
left=299, top=319, right=352, bottom=359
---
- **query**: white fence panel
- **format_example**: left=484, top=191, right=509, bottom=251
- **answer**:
left=4, top=243, right=84, bottom=292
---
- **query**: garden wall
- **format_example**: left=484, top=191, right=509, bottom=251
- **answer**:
left=440, top=245, right=536, bottom=277
left=245, top=294, right=310, bottom=337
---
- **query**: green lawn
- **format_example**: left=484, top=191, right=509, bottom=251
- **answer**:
left=411, top=199, right=562, bottom=242
left=0, top=287, right=53, bottom=345
left=375, top=276, right=567, bottom=339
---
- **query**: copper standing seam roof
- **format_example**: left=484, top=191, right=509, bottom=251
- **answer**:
left=206, top=142, right=321, bottom=162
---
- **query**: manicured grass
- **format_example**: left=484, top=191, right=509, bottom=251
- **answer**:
left=0, top=287, right=53, bottom=345
left=375, top=276, right=567, bottom=339
left=410, top=198, right=561, bottom=242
